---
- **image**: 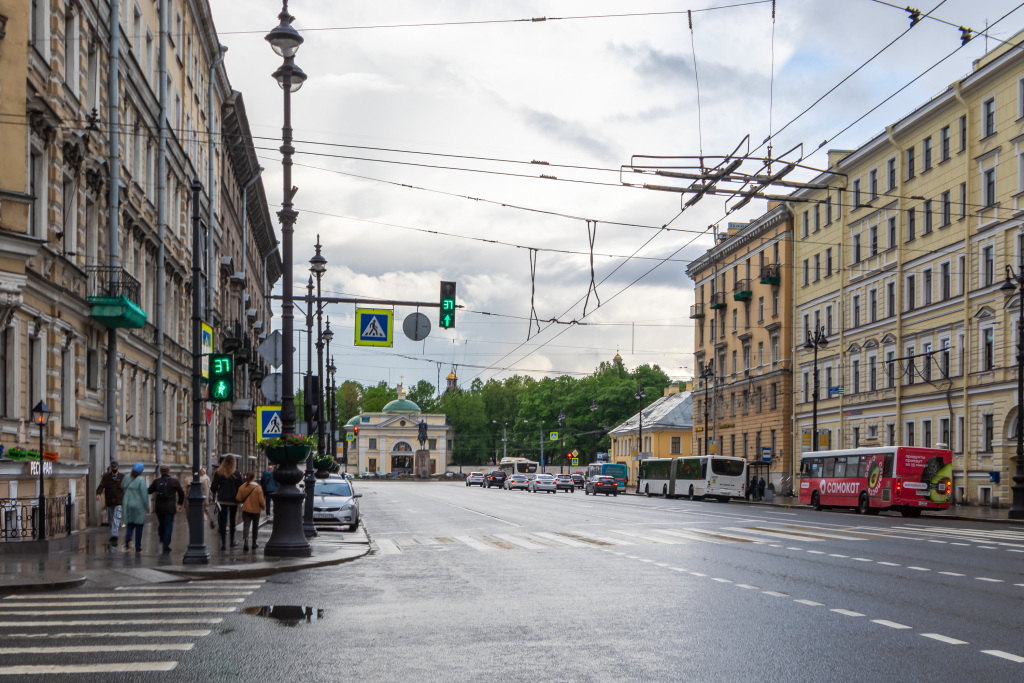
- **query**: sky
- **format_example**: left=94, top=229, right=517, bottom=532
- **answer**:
left=209, top=0, right=1024, bottom=395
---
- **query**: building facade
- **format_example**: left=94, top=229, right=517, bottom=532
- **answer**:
left=790, top=31, right=1024, bottom=506
left=349, top=384, right=453, bottom=476
left=686, top=205, right=794, bottom=492
left=608, top=385, right=693, bottom=486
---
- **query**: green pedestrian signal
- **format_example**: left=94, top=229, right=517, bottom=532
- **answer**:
left=440, top=280, right=456, bottom=329
left=209, top=353, right=234, bottom=403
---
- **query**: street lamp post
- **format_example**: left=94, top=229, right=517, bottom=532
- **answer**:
left=323, top=320, right=334, bottom=462
left=804, top=327, right=829, bottom=453
left=590, top=399, right=599, bottom=465
left=1000, top=267, right=1024, bottom=518
left=31, top=401, right=50, bottom=541
left=492, top=420, right=508, bottom=463
left=303, top=237, right=327, bottom=538
left=264, top=0, right=311, bottom=558
left=558, top=409, right=565, bottom=474
left=635, top=385, right=646, bottom=493
left=327, top=350, right=336, bottom=465
left=700, top=362, right=715, bottom=456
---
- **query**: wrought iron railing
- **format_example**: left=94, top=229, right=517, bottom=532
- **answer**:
left=0, top=494, right=73, bottom=541
left=86, top=266, right=141, bottom=304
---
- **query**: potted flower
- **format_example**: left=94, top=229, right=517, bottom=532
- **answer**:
left=257, top=433, right=316, bottom=465
left=313, top=455, right=340, bottom=479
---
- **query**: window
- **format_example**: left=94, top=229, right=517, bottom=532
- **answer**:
left=852, top=428, right=860, bottom=448
left=869, top=289, right=877, bottom=322
left=941, top=262, right=951, bottom=300
left=906, top=147, right=915, bottom=179
left=983, top=98, right=996, bottom=137
left=853, top=234, right=861, bottom=263
left=923, top=137, right=932, bottom=171
left=959, top=115, right=967, bottom=151
left=732, top=350, right=737, bottom=374
left=984, top=168, right=996, bottom=207
left=922, top=343, right=932, bottom=382
left=743, top=344, right=750, bottom=371
left=825, top=248, right=833, bottom=277
left=889, top=423, right=896, bottom=446
left=853, top=180, right=861, bottom=209
left=906, top=421, right=915, bottom=447
left=984, top=246, right=994, bottom=286
left=907, top=208, right=915, bottom=241
left=803, top=372, right=810, bottom=403
left=802, top=211, right=809, bottom=238
left=959, top=182, right=967, bottom=218
left=64, top=9, right=79, bottom=94
left=983, top=414, right=994, bottom=452
left=852, top=295, right=860, bottom=327
left=923, top=269, right=932, bottom=305
left=368, top=438, right=378, bottom=449
left=941, top=339, right=951, bottom=377
left=887, top=282, right=895, bottom=317
left=941, top=126, right=950, bottom=161
left=886, top=217, right=895, bottom=250
left=732, top=309, right=737, bottom=332
left=941, top=191, right=951, bottom=225
left=940, top=418, right=950, bottom=447
left=825, top=366, right=833, bottom=390
left=869, top=170, right=878, bottom=199
left=923, top=420, right=932, bottom=448
left=907, top=275, right=916, bottom=311
left=814, top=254, right=820, bottom=281
left=984, top=328, right=994, bottom=369
left=826, top=195, right=833, bottom=224
left=758, top=341, right=764, bottom=366
left=770, top=383, right=777, bottom=410
left=814, top=205, right=820, bottom=232
left=671, top=437, right=681, bottom=455
left=86, top=346, right=99, bottom=390
left=886, top=157, right=898, bottom=191
left=826, top=305, right=833, bottom=336
left=428, top=438, right=437, bottom=450
left=772, top=290, right=778, bottom=317
left=771, top=335, right=779, bottom=363
left=923, top=200, right=933, bottom=234
left=870, top=226, right=878, bottom=256
left=887, top=351, right=896, bottom=388
left=852, top=359, right=860, bottom=393
left=869, top=356, right=877, bottom=391
left=803, top=259, right=809, bottom=286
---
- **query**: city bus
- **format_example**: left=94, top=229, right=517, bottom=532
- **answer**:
left=638, top=456, right=748, bottom=501
left=585, top=462, right=629, bottom=492
left=798, top=446, right=952, bottom=516
left=498, top=457, right=539, bottom=481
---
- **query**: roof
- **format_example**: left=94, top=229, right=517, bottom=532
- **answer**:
left=609, top=391, right=693, bottom=436
left=346, top=415, right=361, bottom=426
left=382, top=398, right=420, bottom=413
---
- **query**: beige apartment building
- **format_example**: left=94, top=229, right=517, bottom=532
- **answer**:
left=686, top=205, right=794, bottom=493
left=791, top=31, right=1024, bottom=506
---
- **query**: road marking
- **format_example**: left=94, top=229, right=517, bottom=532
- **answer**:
left=982, top=650, right=1024, bottom=663
left=455, top=536, right=497, bottom=551
left=794, top=600, right=823, bottom=606
left=0, top=619, right=222, bottom=627
left=940, top=572, right=966, bottom=576
left=735, top=584, right=759, bottom=590
left=4, top=593, right=251, bottom=600
left=978, top=546, right=997, bottom=550
left=417, top=537, right=440, bottom=545
left=1008, top=549, right=1024, bottom=553
left=711, top=578, right=732, bottom=583
left=610, top=530, right=684, bottom=545
left=976, top=577, right=1004, bottom=583
left=395, top=537, right=418, bottom=546
left=625, top=555, right=640, bottom=560
left=535, top=532, right=588, bottom=548
left=0, top=644, right=194, bottom=654
left=806, top=550, right=826, bottom=555
left=778, top=526, right=866, bottom=541
left=951, top=543, right=971, bottom=546
left=0, top=608, right=236, bottom=616
left=851, top=558, right=873, bottom=562
left=907, top=567, right=930, bottom=572
left=638, top=559, right=655, bottom=563
left=0, top=662, right=178, bottom=675
left=878, top=562, right=901, bottom=566
left=186, top=580, right=264, bottom=584
left=872, top=620, right=911, bottom=629
left=653, top=563, right=670, bottom=567
left=831, top=609, right=864, bottom=617
left=689, top=572, right=707, bottom=577
left=670, top=568, right=687, bottom=572
left=493, top=534, right=546, bottom=550
left=3, top=599, right=242, bottom=607
left=921, top=634, right=968, bottom=645
left=376, top=539, right=400, bottom=555
left=563, top=531, right=633, bottom=546
left=670, top=528, right=760, bottom=543
left=927, top=540, right=947, bottom=544
left=114, top=585, right=262, bottom=591
left=726, top=527, right=822, bottom=542
left=2, top=630, right=211, bottom=638
left=763, top=591, right=788, bottom=597
left=828, top=554, right=849, bottom=558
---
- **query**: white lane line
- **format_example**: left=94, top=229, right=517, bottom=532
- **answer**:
left=940, top=572, right=966, bottom=577
left=976, top=577, right=1004, bottom=583
left=494, top=534, right=546, bottom=550
left=0, top=662, right=178, bottom=675
left=806, top=550, right=826, bottom=555
left=455, top=536, right=498, bottom=551
left=1008, top=549, right=1024, bottom=553
left=921, top=634, right=968, bottom=645
left=653, top=562, right=670, bottom=567
left=763, top=591, right=788, bottom=597
left=625, top=555, right=640, bottom=560
left=670, top=568, right=687, bottom=572
left=0, top=644, right=194, bottom=654
left=726, top=527, right=822, bottom=542
left=736, top=584, right=759, bottom=590
left=831, top=609, right=864, bottom=617
left=537, top=532, right=590, bottom=548
left=828, top=554, right=849, bottom=558
left=671, top=528, right=761, bottom=543
left=114, top=585, right=262, bottom=591
left=878, top=562, right=901, bottom=567
left=395, top=538, right=418, bottom=546
left=851, top=558, right=873, bottom=562
left=981, top=650, right=1024, bottom=663
left=1, top=599, right=242, bottom=607
left=609, top=530, right=684, bottom=545
left=951, top=543, right=971, bottom=547
left=2, top=630, right=211, bottom=638
left=872, top=620, right=911, bottom=629
left=794, top=600, right=823, bottom=606
left=187, top=580, right=264, bottom=584
left=787, top=547, right=803, bottom=551
left=0, top=608, right=236, bottom=616
left=712, top=578, right=732, bottom=583
left=689, top=572, right=707, bottom=577
left=375, top=539, right=400, bottom=555
left=907, top=567, right=931, bottom=572
left=927, top=540, right=947, bottom=544
left=0, top=619, right=222, bottom=627
left=638, top=559, right=654, bottom=563
left=777, top=527, right=867, bottom=541
left=4, top=593, right=251, bottom=600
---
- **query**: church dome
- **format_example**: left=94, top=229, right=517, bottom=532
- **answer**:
left=382, top=398, right=420, bottom=413
left=346, top=415, right=361, bottom=426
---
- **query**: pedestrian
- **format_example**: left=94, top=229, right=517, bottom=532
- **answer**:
left=211, top=455, right=243, bottom=550
left=120, top=462, right=150, bottom=552
left=758, top=476, right=767, bottom=501
left=148, top=464, right=185, bottom=553
left=237, top=471, right=266, bottom=552
left=198, top=467, right=213, bottom=529
left=745, top=477, right=754, bottom=501
left=95, top=461, right=124, bottom=545
left=260, top=464, right=278, bottom=517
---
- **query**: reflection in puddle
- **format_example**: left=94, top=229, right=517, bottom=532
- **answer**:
left=244, top=605, right=325, bottom=625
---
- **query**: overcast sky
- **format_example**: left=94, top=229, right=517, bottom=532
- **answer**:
left=211, top=0, right=1024, bottom=395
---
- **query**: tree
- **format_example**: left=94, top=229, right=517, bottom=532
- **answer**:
left=361, top=381, right=397, bottom=413
left=335, top=380, right=361, bottom=424
left=407, top=379, right=437, bottom=412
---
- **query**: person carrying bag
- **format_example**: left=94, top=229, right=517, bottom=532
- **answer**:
left=236, top=471, right=267, bottom=551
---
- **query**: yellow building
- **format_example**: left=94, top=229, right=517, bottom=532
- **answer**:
left=790, top=31, right=1024, bottom=506
left=350, top=384, right=453, bottom=476
left=686, top=206, right=795, bottom=492
left=609, top=385, right=693, bottom=486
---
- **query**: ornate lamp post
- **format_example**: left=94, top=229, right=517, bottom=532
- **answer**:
left=634, top=385, right=646, bottom=492
left=1000, top=268, right=1024, bottom=518
left=803, top=327, right=829, bottom=452
left=264, top=0, right=311, bottom=557
left=322, top=320, right=334, bottom=466
left=327, top=351, right=337, bottom=466
left=700, top=361, right=715, bottom=456
left=303, top=237, right=326, bottom=537
left=31, top=401, right=51, bottom=541
left=558, top=409, right=566, bottom=474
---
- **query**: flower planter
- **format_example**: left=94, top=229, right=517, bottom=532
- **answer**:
left=265, top=445, right=312, bottom=465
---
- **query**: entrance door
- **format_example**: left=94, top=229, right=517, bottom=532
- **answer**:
left=368, top=458, right=377, bottom=473
left=430, top=459, right=436, bottom=475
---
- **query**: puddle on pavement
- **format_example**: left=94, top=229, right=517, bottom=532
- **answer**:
left=244, top=605, right=325, bottom=626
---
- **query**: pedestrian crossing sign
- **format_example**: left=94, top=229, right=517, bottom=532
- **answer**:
left=355, top=308, right=394, bottom=347
left=257, top=405, right=283, bottom=442
left=571, top=458, right=578, bottom=466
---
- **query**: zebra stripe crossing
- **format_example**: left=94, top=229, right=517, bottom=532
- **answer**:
left=0, top=579, right=262, bottom=675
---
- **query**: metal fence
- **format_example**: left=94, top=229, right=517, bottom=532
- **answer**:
left=0, top=494, right=73, bottom=541
left=86, top=265, right=141, bottom=303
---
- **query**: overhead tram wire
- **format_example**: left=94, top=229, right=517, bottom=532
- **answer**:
left=870, top=0, right=1024, bottom=48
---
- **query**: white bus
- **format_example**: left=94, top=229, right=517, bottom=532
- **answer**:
left=638, top=456, right=748, bottom=502
left=498, top=457, right=540, bottom=481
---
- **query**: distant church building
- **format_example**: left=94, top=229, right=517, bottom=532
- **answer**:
left=446, top=366, right=458, bottom=393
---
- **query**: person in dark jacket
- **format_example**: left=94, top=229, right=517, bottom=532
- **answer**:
left=148, top=464, right=185, bottom=553
left=758, top=477, right=767, bottom=501
left=211, top=455, right=243, bottom=550
left=95, top=461, right=125, bottom=544
left=260, top=464, right=278, bottom=517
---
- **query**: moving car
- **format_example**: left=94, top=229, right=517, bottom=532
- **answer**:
left=554, top=474, right=575, bottom=492
left=530, top=474, right=558, bottom=493
left=585, top=475, right=618, bottom=496
left=312, top=480, right=362, bottom=531
left=485, top=471, right=508, bottom=488
left=505, top=474, right=530, bottom=491
left=466, top=472, right=486, bottom=487
left=570, top=473, right=585, bottom=488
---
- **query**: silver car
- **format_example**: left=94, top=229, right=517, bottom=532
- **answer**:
left=312, top=480, right=362, bottom=531
left=530, top=474, right=558, bottom=493
left=466, top=471, right=485, bottom=487
left=505, top=474, right=530, bottom=491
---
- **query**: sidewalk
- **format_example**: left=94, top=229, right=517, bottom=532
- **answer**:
left=0, top=513, right=370, bottom=594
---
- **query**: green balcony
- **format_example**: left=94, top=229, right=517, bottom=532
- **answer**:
left=689, top=303, right=705, bottom=319
left=732, top=279, right=752, bottom=301
left=709, top=292, right=727, bottom=310
left=87, top=266, right=147, bottom=329
left=760, top=263, right=781, bottom=286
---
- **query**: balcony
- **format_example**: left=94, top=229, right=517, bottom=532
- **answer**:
left=236, top=334, right=252, bottom=363
left=733, top=279, right=752, bottom=301
left=222, top=320, right=245, bottom=353
left=760, top=263, right=781, bottom=286
left=689, top=303, right=705, bottom=319
left=86, top=266, right=146, bottom=329
left=709, top=291, right=727, bottom=310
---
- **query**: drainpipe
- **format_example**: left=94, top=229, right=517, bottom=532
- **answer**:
left=954, top=83, right=972, bottom=503
left=206, top=44, right=227, bottom=473
left=154, top=0, right=167, bottom=466
left=240, top=169, right=263, bottom=400
left=106, top=0, right=121, bottom=467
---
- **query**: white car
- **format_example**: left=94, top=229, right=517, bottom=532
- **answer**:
left=529, top=474, right=558, bottom=493
left=312, top=480, right=362, bottom=531
left=466, top=471, right=485, bottom=487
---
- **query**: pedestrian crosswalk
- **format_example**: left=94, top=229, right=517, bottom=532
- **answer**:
left=372, top=524, right=870, bottom=555
left=0, top=579, right=263, bottom=675
left=843, top=523, right=1024, bottom=551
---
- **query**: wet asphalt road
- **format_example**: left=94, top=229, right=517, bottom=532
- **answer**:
left=6, top=480, right=1024, bottom=681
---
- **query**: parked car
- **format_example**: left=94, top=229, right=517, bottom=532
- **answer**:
left=530, top=474, right=558, bottom=493
left=505, top=474, right=531, bottom=491
left=466, top=472, right=486, bottom=487
left=570, top=473, right=585, bottom=488
left=585, top=475, right=618, bottom=496
left=554, top=474, right=575, bottom=492
left=359, top=472, right=378, bottom=479
left=485, top=471, right=507, bottom=488
left=312, top=480, right=362, bottom=531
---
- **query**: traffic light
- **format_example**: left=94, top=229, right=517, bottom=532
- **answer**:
left=439, top=281, right=456, bottom=329
left=209, top=353, right=234, bottom=403
left=353, top=425, right=359, bottom=435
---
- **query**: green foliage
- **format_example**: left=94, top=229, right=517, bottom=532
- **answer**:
left=335, top=381, right=361, bottom=424
left=361, top=381, right=397, bottom=413
left=406, top=379, right=438, bottom=412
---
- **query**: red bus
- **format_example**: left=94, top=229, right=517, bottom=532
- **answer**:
left=798, top=446, right=952, bottom=516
